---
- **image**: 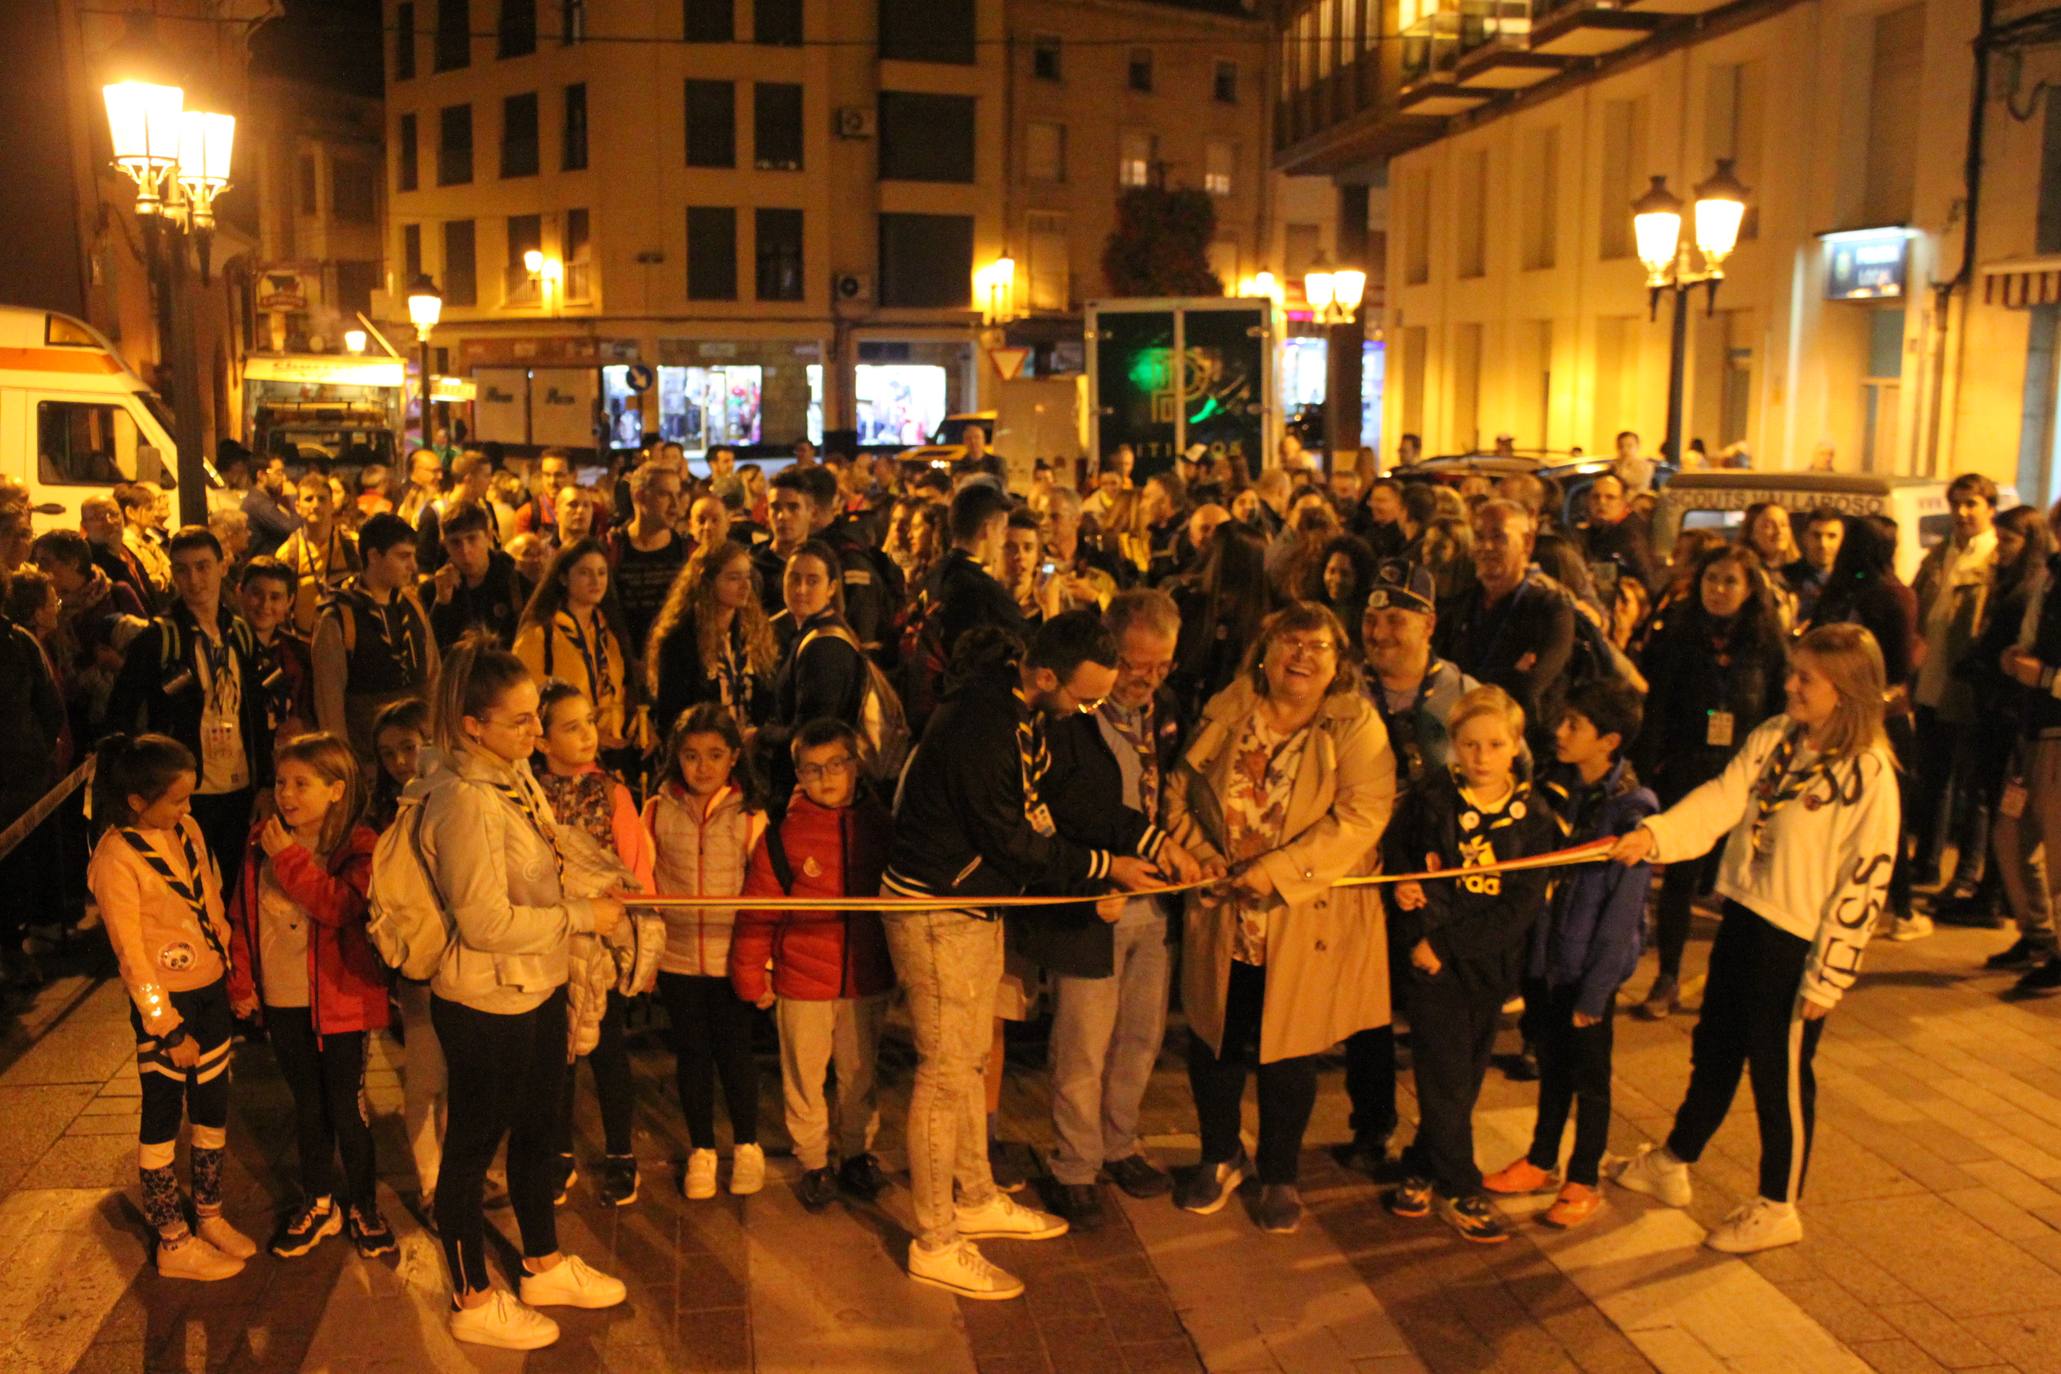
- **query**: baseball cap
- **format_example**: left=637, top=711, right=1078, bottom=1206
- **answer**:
left=1365, top=559, right=1435, bottom=616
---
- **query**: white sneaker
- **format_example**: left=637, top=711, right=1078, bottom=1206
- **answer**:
left=955, top=1192, right=1070, bottom=1241
left=195, top=1215, right=256, bottom=1260
left=449, top=1288, right=560, bottom=1350
left=156, top=1234, right=243, bottom=1281
left=730, top=1143, right=766, bottom=1196
left=1612, top=1144, right=1693, bottom=1208
left=518, top=1253, right=628, bottom=1310
left=907, top=1238, right=1025, bottom=1301
left=1890, top=913, right=1936, bottom=942
left=1705, top=1198, right=1803, bottom=1253
left=684, top=1149, right=718, bottom=1201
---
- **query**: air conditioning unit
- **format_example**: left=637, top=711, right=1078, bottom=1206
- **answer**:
left=833, top=272, right=874, bottom=303
left=835, top=106, right=876, bottom=139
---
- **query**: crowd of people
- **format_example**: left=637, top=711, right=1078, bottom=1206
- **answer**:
left=0, top=424, right=2041, bottom=1349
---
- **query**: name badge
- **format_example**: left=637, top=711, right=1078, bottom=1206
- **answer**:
left=2001, top=780, right=2029, bottom=820
left=1706, top=711, right=1735, bottom=748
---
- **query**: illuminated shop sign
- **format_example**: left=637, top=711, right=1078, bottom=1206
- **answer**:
left=1822, top=228, right=1911, bottom=301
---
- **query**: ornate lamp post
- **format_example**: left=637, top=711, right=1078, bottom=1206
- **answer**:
left=1632, top=159, right=1750, bottom=466
left=407, top=275, right=444, bottom=450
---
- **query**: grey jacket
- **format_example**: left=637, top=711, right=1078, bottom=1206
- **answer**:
left=418, top=746, right=598, bottom=1014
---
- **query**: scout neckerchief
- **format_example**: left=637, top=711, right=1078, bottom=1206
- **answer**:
left=119, top=824, right=229, bottom=969
left=353, top=581, right=423, bottom=680
left=561, top=609, right=615, bottom=714
left=1748, top=724, right=1830, bottom=862
left=715, top=618, right=756, bottom=723
left=1099, top=695, right=1161, bottom=819
left=1373, top=658, right=1445, bottom=787
left=291, top=524, right=346, bottom=592
left=486, top=768, right=569, bottom=877
left=1013, top=688, right=1058, bottom=837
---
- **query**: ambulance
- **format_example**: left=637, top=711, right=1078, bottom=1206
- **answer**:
left=0, top=305, right=180, bottom=525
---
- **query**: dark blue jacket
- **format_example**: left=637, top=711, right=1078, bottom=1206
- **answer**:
left=1531, top=759, right=1658, bottom=1018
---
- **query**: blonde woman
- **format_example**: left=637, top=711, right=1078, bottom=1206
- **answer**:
left=1609, top=623, right=1898, bottom=1254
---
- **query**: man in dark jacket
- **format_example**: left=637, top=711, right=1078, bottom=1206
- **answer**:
left=1576, top=473, right=1656, bottom=591
left=1020, top=591, right=1191, bottom=1230
left=881, top=613, right=1188, bottom=1301
left=914, top=481, right=1024, bottom=660
left=1436, top=500, right=1575, bottom=754
left=427, top=502, right=527, bottom=650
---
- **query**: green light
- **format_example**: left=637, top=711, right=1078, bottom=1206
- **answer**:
left=1127, top=349, right=1168, bottom=392
left=1187, top=397, right=1220, bottom=425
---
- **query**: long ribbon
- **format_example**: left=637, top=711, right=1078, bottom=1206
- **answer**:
left=0, top=759, right=93, bottom=864
left=626, top=839, right=1622, bottom=911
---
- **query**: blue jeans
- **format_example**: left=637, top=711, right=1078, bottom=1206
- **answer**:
left=1047, top=913, right=1171, bottom=1186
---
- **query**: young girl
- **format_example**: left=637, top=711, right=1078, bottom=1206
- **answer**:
left=226, top=732, right=395, bottom=1259
left=1383, top=686, right=1560, bottom=1245
left=371, top=698, right=430, bottom=832
left=1611, top=624, right=1899, bottom=1254
left=89, top=733, right=255, bottom=1280
left=644, top=704, right=767, bottom=1201
left=535, top=681, right=656, bottom=1207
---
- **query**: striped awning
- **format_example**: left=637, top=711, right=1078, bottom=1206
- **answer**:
left=1981, top=255, right=2061, bottom=308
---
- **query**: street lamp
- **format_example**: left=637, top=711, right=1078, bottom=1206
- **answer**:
left=407, top=274, right=443, bottom=450
left=975, top=256, right=1016, bottom=327
left=1631, top=158, right=1751, bottom=465
left=1302, top=250, right=1365, bottom=327
left=343, top=328, right=368, bottom=355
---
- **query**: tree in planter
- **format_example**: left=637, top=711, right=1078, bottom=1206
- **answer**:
left=1102, top=187, right=1223, bottom=297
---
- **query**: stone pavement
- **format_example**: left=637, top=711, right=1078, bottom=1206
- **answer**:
left=2, top=908, right=2059, bottom=1374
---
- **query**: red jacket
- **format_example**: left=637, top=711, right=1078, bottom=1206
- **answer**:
left=227, top=823, right=391, bottom=1038
left=730, top=794, right=894, bottom=1003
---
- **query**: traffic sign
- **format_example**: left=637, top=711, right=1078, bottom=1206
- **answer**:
left=625, top=363, right=655, bottom=393
left=989, top=347, right=1029, bottom=382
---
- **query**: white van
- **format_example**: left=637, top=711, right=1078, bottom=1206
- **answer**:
left=0, top=305, right=179, bottom=526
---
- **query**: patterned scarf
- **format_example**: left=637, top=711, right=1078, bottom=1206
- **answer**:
left=120, top=826, right=229, bottom=969
left=1100, top=696, right=1161, bottom=820
left=1013, top=689, right=1058, bottom=837
left=1748, top=725, right=1829, bottom=858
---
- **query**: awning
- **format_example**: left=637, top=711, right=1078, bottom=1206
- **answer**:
left=1980, top=255, right=2061, bottom=308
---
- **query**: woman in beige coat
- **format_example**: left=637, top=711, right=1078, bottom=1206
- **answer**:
left=1164, top=601, right=1397, bottom=1235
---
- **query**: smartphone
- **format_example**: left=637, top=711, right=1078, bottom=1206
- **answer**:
left=1041, top=560, right=1060, bottom=578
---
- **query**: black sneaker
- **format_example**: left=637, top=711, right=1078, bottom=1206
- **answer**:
left=598, top=1155, right=639, bottom=1208
left=1334, top=1131, right=1401, bottom=1180
left=1385, top=1176, right=1433, bottom=1220
left=1934, top=894, right=2004, bottom=929
left=346, top=1206, right=397, bottom=1258
left=269, top=1197, right=341, bottom=1258
left=838, top=1153, right=891, bottom=1202
left=2011, top=956, right=2061, bottom=998
left=1103, top=1153, right=1172, bottom=1200
left=987, top=1138, right=1030, bottom=1194
left=797, top=1167, right=838, bottom=1213
left=1508, top=1041, right=1541, bottom=1082
left=1985, top=938, right=2046, bottom=971
left=1174, top=1150, right=1250, bottom=1215
left=1257, top=1184, right=1303, bottom=1235
left=1436, top=1191, right=1511, bottom=1244
left=1049, top=1182, right=1105, bottom=1232
left=551, top=1154, right=576, bottom=1207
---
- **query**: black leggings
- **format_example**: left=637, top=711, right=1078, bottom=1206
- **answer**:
left=657, top=972, right=759, bottom=1150
left=1187, top=960, right=1318, bottom=1186
left=1651, top=850, right=1724, bottom=980
left=432, top=990, right=567, bottom=1294
left=266, top=1006, right=376, bottom=1210
left=1523, top=982, right=1615, bottom=1187
left=558, top=989, right=634, bottom=1158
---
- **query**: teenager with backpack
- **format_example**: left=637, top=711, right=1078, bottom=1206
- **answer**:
left=897, top=483, right=1022, bottom=737
left=759, top=542, right=871, bottom=795
left=311, top=512, right=440, bottom=770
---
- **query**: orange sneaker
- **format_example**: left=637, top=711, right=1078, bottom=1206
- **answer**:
left=1541, top=1183, right=1602, bottom=1229
left=1482, top=1159, right=1556, bottom=1195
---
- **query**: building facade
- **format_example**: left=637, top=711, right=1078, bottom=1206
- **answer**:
left=1276, top=0, right=2061, bottom=495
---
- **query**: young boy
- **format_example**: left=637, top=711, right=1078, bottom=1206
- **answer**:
left=731, top=719, right=897, bottom=1211
left=1483, top=681, right=1657, bottom=1229
left=1383, top=685, right=1561, bottom=1244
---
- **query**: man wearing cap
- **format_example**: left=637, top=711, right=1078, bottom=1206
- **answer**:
left=1339, top=560, right=1478, bottom=1177
left=1176, top=444, right=1224, bottom=509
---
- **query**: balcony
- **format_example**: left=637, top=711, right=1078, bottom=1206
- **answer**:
left=1397, top=9, right=1497, bottom=117
left=1621, top=0, right=1736, bottom=13
left=1453, top=0, right=1567, bottom=90
left=1528, top=0, right=1663, bottom=57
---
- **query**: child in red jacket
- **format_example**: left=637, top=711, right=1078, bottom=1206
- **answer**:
left=226, top=732, right=394, bottom=1260
left=731, top=719, right=895, bottom=1212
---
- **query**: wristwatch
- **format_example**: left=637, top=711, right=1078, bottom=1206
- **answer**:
left=158, top=1026, right=190, bottom=1052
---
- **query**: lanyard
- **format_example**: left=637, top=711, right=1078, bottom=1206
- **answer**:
left=120, top=826, right=229, bottom=969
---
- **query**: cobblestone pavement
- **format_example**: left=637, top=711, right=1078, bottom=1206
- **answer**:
left=3, top=904, right=2059, bottom=1374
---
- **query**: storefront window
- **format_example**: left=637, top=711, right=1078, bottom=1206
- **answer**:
left=806, top=364, right=824, bottom=446
left=1280, top=336, right=1329, bottom=413
left=602, top=364, right=764, bottom=454
left=855, top=363, right=947, bottom=445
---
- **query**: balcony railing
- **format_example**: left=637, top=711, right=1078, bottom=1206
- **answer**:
left=1458, top=0, right=1534, bottom=58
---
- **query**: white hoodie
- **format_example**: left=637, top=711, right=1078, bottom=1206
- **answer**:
left=1642, top=717, right=1899, bottom=1010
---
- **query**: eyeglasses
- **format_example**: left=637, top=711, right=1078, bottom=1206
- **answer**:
left=480, top=712, right=541, bottom=731
left=797, top=756, right=857, bottom=781
left=1274, top=636, right=1338, bottom=660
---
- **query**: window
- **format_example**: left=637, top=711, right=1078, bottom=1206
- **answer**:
left=337, top=261, right=378, bottom=316
left=754, top=0, right=801, bottom=45
left=506, top=213, right=543, bottom=303
left=684, top=0, right=732, bottom=41
left=1026, top=211, right=1068, bottom=311
left=1118, top=130, right=1156, bottom=188
left=1204, top=139, right=1234, bottom=197
left=332, top=159, right=377, bottom=222
left=561, top=0, right=584, bottom=42
left=1214, top=59, right=1237, bottom=103
left=1456, top=149, right=1486, bottom=278
left=403, top=223, right=423, bottom=280
left=685, top=80, right=735, bottom=167
left=1402, top=171, right=1430, bottom=284
left=1025, top=121, right=1066, bottom=183
left=879, top=213, right=973, bottom=307
left=434, top=0, right=470, bottom=71
left=565, top=207, right=592, bottom=299
left=398, top=114, right=419, bottom=191
left=756, top=208, right=803, bottom=300
left=438, top=105, right=473, bottom=185
left=443, top=219, right=478, bottom=305
left=37, top=402, right=141, bottom=487
left=498, top=0, right=536, bottom=57
left=1863, top=4, right=1925, bottom=226
left=878, top=92, right=975, bottom=183
left=1705, top=61, right=1764, bottom=241
left=395, top=2, right=416, bottom=79
left=297, top=154, right=318, bottom=214
left=687, top=207, right=739, bottom=299
left=562, top=83, right=588, bottom=170
left=501, top=92, right=539, bottom=177
left=754, top=83, right=803, bottom=170
left=880, top=0, right=974, bottom=64
left=1598, top=97, right=1648, bottom=261
left=1128, top=48, right=1153, bottom=93
left=1032, top=34, right=1060, bottom=81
